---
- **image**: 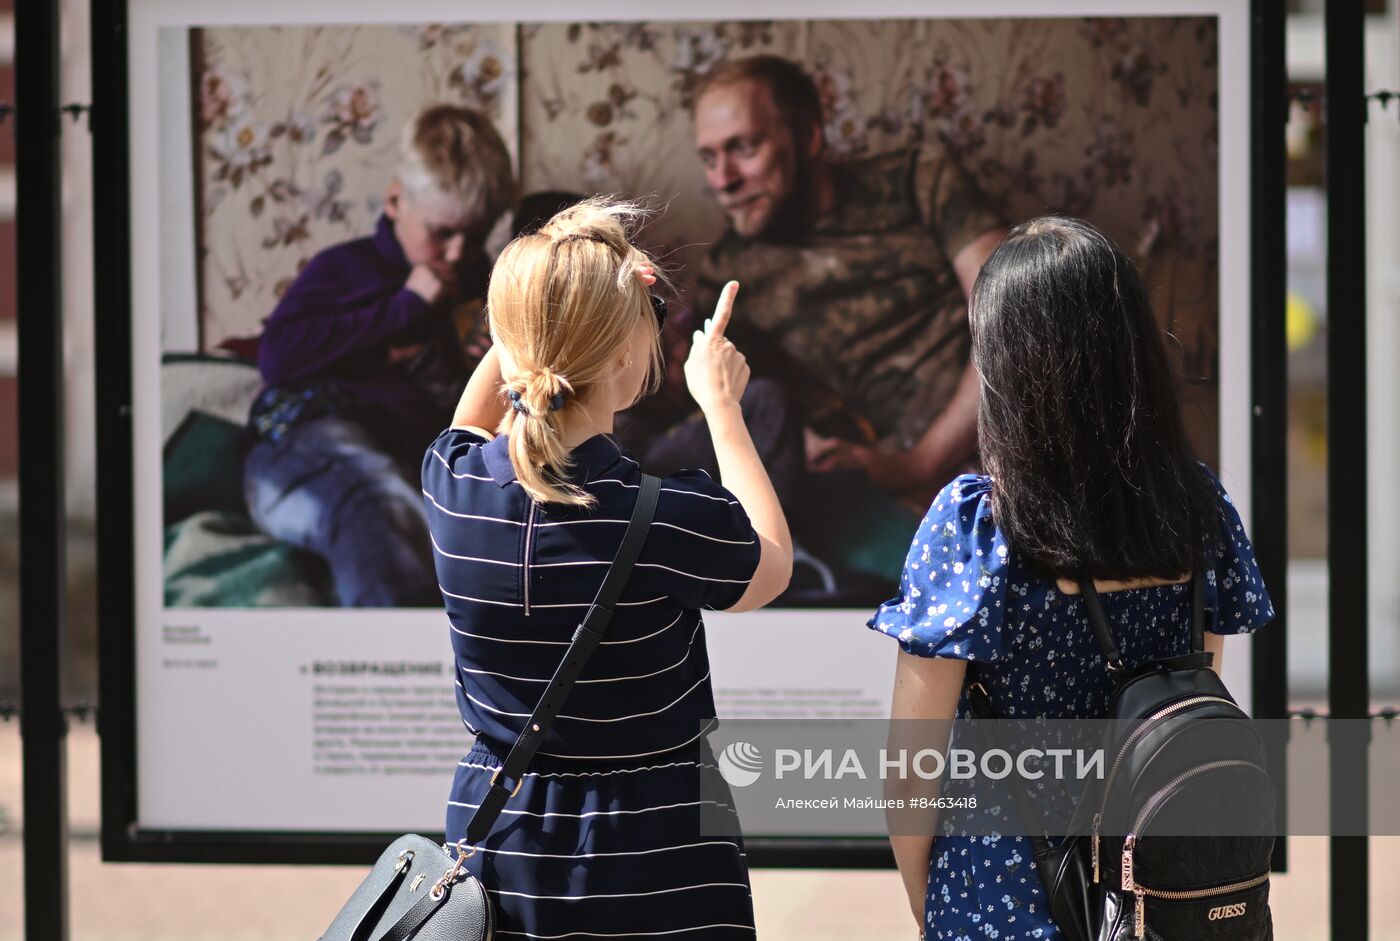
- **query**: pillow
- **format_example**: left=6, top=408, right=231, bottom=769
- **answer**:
left=162, top=410, right=248, bottom=527
left=160, top=354, right=262, bottom=446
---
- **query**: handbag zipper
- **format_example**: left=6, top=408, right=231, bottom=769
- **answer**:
left=522, top=500, right=538, bottom=617
left=1120, top=759, right=1267, bottom=938
left=476, top=874, right=495, bottom=940
left=1091, top=695, right=1236, bottom=882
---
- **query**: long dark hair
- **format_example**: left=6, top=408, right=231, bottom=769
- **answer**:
left=969, top=216, right=1217, bottom=580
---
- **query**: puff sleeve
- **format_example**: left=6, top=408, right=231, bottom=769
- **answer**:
left=1204, top=470, right=1275, bottom=634
left=867, top=475, right=1009, bottom=660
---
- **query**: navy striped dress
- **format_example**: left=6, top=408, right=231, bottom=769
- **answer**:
left=421, top=427, right=761, bottom=940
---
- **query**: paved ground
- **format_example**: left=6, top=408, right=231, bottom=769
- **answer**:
left=0, top=723, right=1393, bottom=940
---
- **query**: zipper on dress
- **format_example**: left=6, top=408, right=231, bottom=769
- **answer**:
left=522, top=500, right=538, bottom=617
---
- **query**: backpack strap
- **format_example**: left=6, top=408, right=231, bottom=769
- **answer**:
left=1190, top=566, right=1206, bottom=654
left=1075, top=578, right=1124, bottom=673
left=462, top=474, right=661, bottom=848
left=1079, top=565, right=1209, bottom=671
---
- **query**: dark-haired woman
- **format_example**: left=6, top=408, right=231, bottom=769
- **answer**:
left=869, top=216, right=1273, bottom=941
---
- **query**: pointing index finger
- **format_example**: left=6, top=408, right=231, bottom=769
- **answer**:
left=708, top=281, right=739, bottom=340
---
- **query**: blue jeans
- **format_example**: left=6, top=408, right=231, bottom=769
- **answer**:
left=243, top=416, right=439, bottom=607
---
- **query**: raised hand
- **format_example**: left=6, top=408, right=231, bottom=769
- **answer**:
left=684, top=281, right=750, bottom=415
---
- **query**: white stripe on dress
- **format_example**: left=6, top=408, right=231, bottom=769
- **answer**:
left=459, top=671, right=709, bottom=722
left=524, top=559, right=751, bottom=585
left=449, top=611, right=688, bottom=646
left=458, top=621, right=701, bottom=684
left=440, top=586, right=521, bottom=607
left=433, top=553, right=744, bottom=585
left=456, top=758, right=716, bottom=778
left=488, top=882, right=749, bottom=902
left=422, top=490, right=524, bottom=525
left=467, top=838, right=736, bottom=860
left=430, top=534, right=517, bottom=565
left=653, top=521, right=755, bottom=545
left=442, top=593, right=667, bottom=612
left=586, top=478, right=739, bottom=504
left=534, top=517, right=755, bottom=546
left=451, top=628, right=569, bottom=645
left=532, top=720, right=719, bottom=760
left=429, top=448, right=494, bottom=480
left=446, top=798, right=734, bottom=820
left=639, top=562, right=751, bottom=584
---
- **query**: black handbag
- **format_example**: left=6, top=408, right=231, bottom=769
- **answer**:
left=968, top=569, right=1275, bottom=941
left=318, top=475, right=661, bottom=941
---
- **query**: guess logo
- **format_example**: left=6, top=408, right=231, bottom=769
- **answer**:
left=1207, top=903, right=1248, bottom=921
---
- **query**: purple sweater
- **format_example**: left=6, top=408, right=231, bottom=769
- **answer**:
left=255, top=215, right=479, bottom=459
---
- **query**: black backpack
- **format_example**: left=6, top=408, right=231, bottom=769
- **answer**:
left=968, top=570, right=1276, bottom=941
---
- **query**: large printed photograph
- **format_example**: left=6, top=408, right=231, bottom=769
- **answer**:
left=159, top=15, right=1222, bottom=610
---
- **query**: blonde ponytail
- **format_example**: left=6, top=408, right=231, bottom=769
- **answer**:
left=487, top=197, right=669, bottom=506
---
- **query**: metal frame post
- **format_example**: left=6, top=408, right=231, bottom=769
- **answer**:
left=1324, top=0, right=1370, bottom=937
left=1248, top=0, right=1289, bottom=873
left=15, top=0, right=71, bottom=938
left=90, top=0, right=139, bottom=864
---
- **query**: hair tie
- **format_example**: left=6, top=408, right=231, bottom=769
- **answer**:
left=506, top=388, right=567, bottom=417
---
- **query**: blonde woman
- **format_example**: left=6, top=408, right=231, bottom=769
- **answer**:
left=421, top=198, right=792, bottom=938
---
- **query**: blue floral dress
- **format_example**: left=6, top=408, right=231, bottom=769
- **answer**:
left=867, top=474, right=1274, bottom=941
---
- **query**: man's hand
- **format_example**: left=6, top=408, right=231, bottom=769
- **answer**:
left=406, top=263, right=455, bottom=305
left=807, top=432, right=892, bottom=482
left=386, top=342, right=427, bottom=366
left=806, top=431, right=959, bottom=501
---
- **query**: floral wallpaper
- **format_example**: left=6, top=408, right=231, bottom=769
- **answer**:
left=192, top=16, right=1219, bottom=405
left=192, top=24, right=517, bottom=349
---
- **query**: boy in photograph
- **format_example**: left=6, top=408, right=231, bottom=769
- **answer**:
left=691, top=55, right=1005, bottom=505
left=243, top=103, right=515, bottom=607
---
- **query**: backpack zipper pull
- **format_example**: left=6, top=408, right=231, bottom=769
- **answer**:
left=1122, top=834, right=1143, bottom=938
left=1091, top=813, right=1102, bottom=883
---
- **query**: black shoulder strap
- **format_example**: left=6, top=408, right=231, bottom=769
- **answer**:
left=1190, top=565, right=1206, bottom=653
left=464, top=474, right=661, bottom=846
left=1075, top=577, right=1123, bottom=672
left=1077, top=566, right=1208, bottom=671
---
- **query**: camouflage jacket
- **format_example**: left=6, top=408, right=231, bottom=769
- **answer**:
left=696, top=146, right=1003, bottom=450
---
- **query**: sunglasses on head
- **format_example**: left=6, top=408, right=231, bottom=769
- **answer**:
left=649, top=293, right=667, bottom=333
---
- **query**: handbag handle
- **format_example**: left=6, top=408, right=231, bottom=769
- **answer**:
left=462, top=474, right=661, bottom=847
left=367, top=884, right=449, bottom=941
left=344, top=851, right=415, bottom=941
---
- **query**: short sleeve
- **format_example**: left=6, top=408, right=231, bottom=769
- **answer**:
left=648, top=469, right=761, bottom=612
left=1204, top=471, right=1275, bottom=634
left=421, top=426, right=488, bottom=490
left=867, top=474, right=1009, bottom=660
left=913, top=148, right=1005, bottom=262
